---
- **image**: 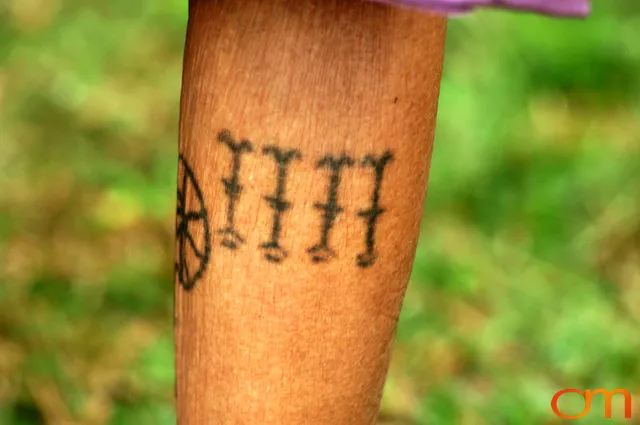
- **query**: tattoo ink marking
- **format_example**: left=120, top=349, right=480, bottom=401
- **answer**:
left=217, top=129, right=253, bottom=249
left=261, top=146, right=302, bottom=263
left=175, top=154, right=211, bottom=291
left=307, top=154, right=354, bottom=263
left=357, top=151, right=393, bottom=268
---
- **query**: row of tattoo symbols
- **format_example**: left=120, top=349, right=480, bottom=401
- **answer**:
left=175, top=129, right=393, bottom=290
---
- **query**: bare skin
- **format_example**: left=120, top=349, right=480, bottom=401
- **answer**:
left=174, top=0, right=446, bottom=423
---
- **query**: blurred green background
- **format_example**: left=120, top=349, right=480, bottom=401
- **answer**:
left=1, top=0, right=639, bottom=424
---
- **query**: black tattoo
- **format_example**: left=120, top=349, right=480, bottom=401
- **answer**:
left=217, top=129, right=253, bottom=249
left=261, top=146, right=302, bottom=263
left=307, top=154, right=354, bottom=263
left=177, top=127, right=395, bottom=269
left=175, top=154, right=211, bottom=291
left=357, top=151, right=393, bottom=268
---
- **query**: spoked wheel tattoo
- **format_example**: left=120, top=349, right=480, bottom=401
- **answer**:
left=176, top=154, right=211, bottom=291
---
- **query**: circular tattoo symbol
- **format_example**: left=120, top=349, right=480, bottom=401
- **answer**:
left=176, top=154, right=211, bottom=291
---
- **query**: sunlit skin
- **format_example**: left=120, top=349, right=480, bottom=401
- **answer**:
left=174, top=0, right=445, bottom=423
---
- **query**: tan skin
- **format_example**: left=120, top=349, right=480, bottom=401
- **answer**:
left=174, top=0, right=446, bottom=423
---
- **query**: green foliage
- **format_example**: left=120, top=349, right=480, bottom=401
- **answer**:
left=1, top=0, right=639, bottom=424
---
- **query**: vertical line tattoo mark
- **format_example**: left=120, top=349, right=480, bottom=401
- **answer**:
left=217, top=129, right=253, bottom=249
left=307, top=154, right=354, bottom=263
left=261, top=146, right=302, bottom=263
left=176, top=154, right=211, bottom=291
left=357, top=151, right=393, bottom=268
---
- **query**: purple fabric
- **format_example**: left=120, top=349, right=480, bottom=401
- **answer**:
left=367, top=0, right=590, bottom=17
